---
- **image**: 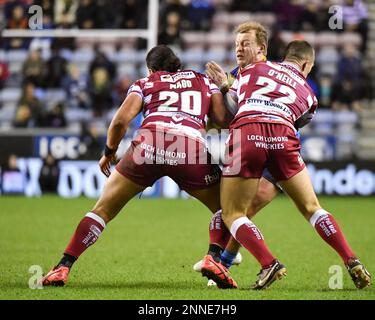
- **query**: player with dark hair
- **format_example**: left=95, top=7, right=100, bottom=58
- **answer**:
left=214, top=40, right=371, bottom=290
left=41, top=45, right=232, bottom=286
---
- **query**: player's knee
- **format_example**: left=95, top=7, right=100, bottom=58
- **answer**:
left=249, top=180, right=278, bottom=215
left=299, top=202, right=321, bottom=220
left=90, top=206, right=113, bottom=224
left=248, top=193, right=272, bottom=216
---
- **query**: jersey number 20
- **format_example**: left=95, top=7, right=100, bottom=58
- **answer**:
left=158, top=91, right=202, bottom=115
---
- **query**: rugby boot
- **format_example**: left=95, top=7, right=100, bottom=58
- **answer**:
left=346, top=258, right=371, bottom=289
left=200, top=255, right=238, bottom=289
left=251, top=259, right=287, bottom=290
left=193, top=252, right=242, bottom=272
left=41, top=265, right=70, bottom=287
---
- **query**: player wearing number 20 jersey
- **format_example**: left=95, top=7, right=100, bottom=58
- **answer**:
left=116, top=69, right=224, bottom=190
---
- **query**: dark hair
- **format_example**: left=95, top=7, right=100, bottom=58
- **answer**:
left=284, top=40, right=315, bottom=63
left=146, top=45, right=181, bottom=73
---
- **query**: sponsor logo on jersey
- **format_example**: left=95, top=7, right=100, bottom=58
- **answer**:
left=160, top=71, right=196, bottom=82
left=144, top=82, right=154, bottom=89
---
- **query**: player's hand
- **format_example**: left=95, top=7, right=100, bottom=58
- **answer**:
left=99, top=154, right=116, bottom=177
left=205, top=61, right=228, bottom=89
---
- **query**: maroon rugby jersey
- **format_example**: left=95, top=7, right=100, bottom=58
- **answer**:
left=229, top=61, right=318, bottom=129
left=127, top=70, right=220, bottom=138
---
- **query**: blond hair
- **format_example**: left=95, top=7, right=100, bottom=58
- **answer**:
left=235, top=22, right=268, bottom=54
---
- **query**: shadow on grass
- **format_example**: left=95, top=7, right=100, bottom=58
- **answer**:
left=64, top=280, right=200, bottom=290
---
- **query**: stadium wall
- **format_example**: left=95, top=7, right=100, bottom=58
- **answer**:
left=1, top=132, right=374, bottom=197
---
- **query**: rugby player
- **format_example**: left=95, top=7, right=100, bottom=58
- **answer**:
left=41, top=45, right=233, bottom=286
left=196, top=22, right=286, bottom=287
left=218, top=40, right=371, bottom=290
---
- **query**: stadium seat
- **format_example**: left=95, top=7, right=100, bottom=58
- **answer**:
left=316, top=46, right=340, bottom=65
left=5, top=49, right=28, bottom=63
left=0, top=88, right=21, bottom=103
left=181, top=32, right=207, bottom=48
left=71, top=49, right=94, bottom=63
left=181, top=47, right=206, bottom=63
left=0, top=102, right=17, bottom=122
left=340, top=32, right=362, bottom=48
left=205, top=46, right=228, bottom=63
left=229, top=12, right=252, bottom=28
left=316, top=32, right=338, bottom=47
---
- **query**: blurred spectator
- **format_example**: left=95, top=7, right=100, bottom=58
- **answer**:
left=7, top=3, right=28, bottom=28
left=89, top=48, right=116, bottom=81
left=13, top=104, right=33, bottom=127
left=273, top=0, right=303, bottom=31
left=34, top=0, right=55, bottom=23
left=300, top=0, right=319, bottom=31
left=62, top=64, right=89, bottom=109
left=230, top=0, right=274, bottom=12
left=158, top=11, right=184, bottom=49
left=15, top=82, right=46, bottom=127
left=316, top=0, right=335, bottom=31
left=331, top=76, right=361, bottom=111
left=88, top=68, right=113, bottom=117
left=4, top=0, right=26, bottom=20
left=187, top=0, right=215, bottom=31
left=120, top=0, right=148, bottom=29
left=45, top=45, right=68, bottom=88
left=54, top=0, right=79, bottom=27
left=342, top=0, right=368, bottom=51
left=96, top=0, right=118, bottom=28
left=317, top=74, right=333, bottom=109
left=21, top=49, right=47, bottom=87
left=76, top=0, right=98, bottom=29
left=39, top=154, right=60, bottom=193
left=79, top=122, right=103, bottom=160
left=336, top=44, right=362, bottom=86
left=114, top=74, right=133, bottom=105
left=0, top=61, right=10, bottom=90
left=44, top=102, right=67, bottom=128
left=1, top=154, right=25, bottom=195
left=5, top=4, right=29, bottom=50
left=267, top=28, right=286, bottom=61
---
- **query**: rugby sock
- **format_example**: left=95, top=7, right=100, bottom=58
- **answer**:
left=310, top=209, right=356, bottom=264
left=64, top=212, right=106, bottom=260
left=209, top=210, right=231, bottom=252
left=208, top=244, right=222, bottom=263
left=57, top=253, right=76, bottom=268
left=220, top=249, right=237, bottom=269
left=230, top=217, right=275, bottom=269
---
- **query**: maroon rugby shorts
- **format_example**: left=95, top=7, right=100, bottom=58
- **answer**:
left=222, top=122, right=305, bottom=181
left=116, top=128, right=221, bottom=190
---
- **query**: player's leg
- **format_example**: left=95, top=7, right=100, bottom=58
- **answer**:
left=279, top=168, right=371, bottom=289
left=188, top=184, right=243, bottom=288
left=220, top=177, right=279, bottom=269
left=221, top=176, right=286, bottom=289
left=187, top=184, right=233, bottom=260
left=42, top=170, right=145, bottom=286
left=248, top=176, right=280, bottom=218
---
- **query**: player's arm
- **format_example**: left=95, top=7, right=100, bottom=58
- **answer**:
left=99, top=93, right=143, bottom=177
left=209, top=92, right=233, bottom=128
left=294, top=96, right=318, bottom=129
left=205, top=61, right=238, bottom=116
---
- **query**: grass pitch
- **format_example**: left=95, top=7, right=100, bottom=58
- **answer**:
left=0, top=195, right=374, bottom=300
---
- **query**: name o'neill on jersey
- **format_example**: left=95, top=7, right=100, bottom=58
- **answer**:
left=229, top=61, right=318, bottom=129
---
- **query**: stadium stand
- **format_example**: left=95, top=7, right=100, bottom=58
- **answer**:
left=0, top=0, right=374, bottom=161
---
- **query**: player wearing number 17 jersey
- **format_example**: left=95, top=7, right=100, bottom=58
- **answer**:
left=219, top=40, right=370, bottom=289
left=41, top=45, right=231, bottom=287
